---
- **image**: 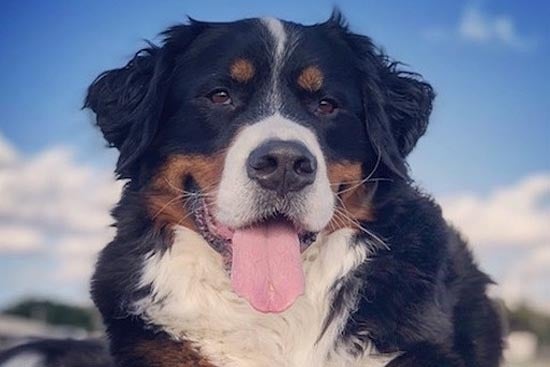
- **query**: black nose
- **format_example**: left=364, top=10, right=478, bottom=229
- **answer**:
left=247, top=140, right=317, bottom=194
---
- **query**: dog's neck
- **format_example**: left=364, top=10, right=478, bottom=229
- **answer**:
left=130, top=226, right=396, bottom=367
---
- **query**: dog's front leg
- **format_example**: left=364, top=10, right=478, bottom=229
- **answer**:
left=385, top=343, right=465, bottom=367
left=113, top=335, right=217, bottom=367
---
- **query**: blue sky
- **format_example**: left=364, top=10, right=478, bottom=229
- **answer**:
left=0, top=1, right=549, bottom=309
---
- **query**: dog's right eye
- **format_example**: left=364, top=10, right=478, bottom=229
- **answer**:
left=208, top=89, right=232, bottom=105
left=317, top=98, right=337, bottom=115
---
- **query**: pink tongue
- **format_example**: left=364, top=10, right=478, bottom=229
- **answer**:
left=230, top=219, right=304, bottom=313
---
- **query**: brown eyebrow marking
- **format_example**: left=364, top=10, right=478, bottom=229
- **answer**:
left=297, top=66, right=324, bottom=92
left=230, top=58, right=255, bottom=83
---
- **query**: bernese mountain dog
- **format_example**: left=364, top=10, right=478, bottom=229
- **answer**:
left=82, top=12, right=504, bottom=367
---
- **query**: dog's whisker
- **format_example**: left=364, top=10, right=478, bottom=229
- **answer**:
left=339, top=208, right=390, bottom=251
left=330, top=177, right=393, bottom=187
left=333, top=147, right=386, bottom=195
left=162, top=177, right=216, bottom=197
left=174, top=210, right=196, bottom=228
left=151, top=194, right=188, bottom=220
left=330, top=210, right=349, bottom=232
left=332, top=195, right=390, bottom=251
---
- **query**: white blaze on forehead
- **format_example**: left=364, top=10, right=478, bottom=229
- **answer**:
left=215, top=114, right=334, bottom=232
left=261, top=17, right=287, bottom=60
left=261, top=17, right=288, bottom=109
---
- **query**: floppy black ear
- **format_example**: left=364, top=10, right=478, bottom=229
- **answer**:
left=329, top=13, right=435, bottom=178
left=364, top=48, right=434, bottom=178
left=367, top=60, right=434, bottom=179
left=84, top=23, right=202, bottom=179
left=84, top=46, right=163, bottom=179
left=381, top=64, right=435, bottom=157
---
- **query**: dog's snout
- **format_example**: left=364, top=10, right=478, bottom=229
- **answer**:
left=247, top=140, right=317, bottom=194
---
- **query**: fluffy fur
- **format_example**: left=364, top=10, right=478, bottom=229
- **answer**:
left=84, top=11, right=504, bottom=367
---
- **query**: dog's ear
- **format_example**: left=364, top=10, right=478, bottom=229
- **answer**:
left=381, top=64, right=435, bottom=158
left=366, top=60, right=435, bottom=178
left=84, top=46, right=163, bottom=179
left=84, top=23, right=202, bottom=179
left=329, top=13, right=435, bottom=178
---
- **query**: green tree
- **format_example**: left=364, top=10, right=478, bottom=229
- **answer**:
left=2, top=298, right=101, bottom=331
left=508, top=304, right=550, bottom=346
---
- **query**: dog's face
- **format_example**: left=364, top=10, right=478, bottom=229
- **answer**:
left=86, top=14, right=433, bottom=313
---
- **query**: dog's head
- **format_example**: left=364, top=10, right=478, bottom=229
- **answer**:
left=85, top=13, right=434, bottom=313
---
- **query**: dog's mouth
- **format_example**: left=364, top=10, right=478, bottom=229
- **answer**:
left=187, top=186, right=317, bottom=314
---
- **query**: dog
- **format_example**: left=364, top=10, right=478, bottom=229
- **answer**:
left=84, top=12, right=504, bottom=367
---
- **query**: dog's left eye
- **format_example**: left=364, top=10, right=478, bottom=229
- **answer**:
left=208, top=89, right=232, bottom=105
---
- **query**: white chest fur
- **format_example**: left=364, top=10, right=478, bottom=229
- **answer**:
left=132, top=226, right=396, bottom=367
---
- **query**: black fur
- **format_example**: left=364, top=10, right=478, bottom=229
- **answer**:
left=86, top=12, right=504, bottom=367
left=84, top=24, right=203, bottom=179
left=340, top=184, right=503, bottom=366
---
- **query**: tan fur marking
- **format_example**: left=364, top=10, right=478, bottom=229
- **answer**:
left=297, top=66, right=324, bottom=92
left=134, top=338, right=217, bottom=367
left=146, top=154, right=224, bottom=231
left=230, top=58, right=255, bottom=82
left=327, top=162, right=375, bottom=232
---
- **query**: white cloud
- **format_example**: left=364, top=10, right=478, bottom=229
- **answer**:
left=441, top=174, right=550, bottom=248
left=52, top=234, right=115, bottom=282
left=0, top=225, right=44, bottom=253
left=459, top=7, right=492, bottom=42
left=423, top=6, right=536, bottom=51
left=0, top=133, right=17, bottom=165
left=498, top=245, right=550, bottom=311
left=459, top=7, right=534, bottom=50
left=0, top=148, right=120, bottom=234
left=0, top=133, right=122, bottom=288
left=441, top=173, right=550, bottom=310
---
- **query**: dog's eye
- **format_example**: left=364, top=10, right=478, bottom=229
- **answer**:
left=317, top=98, right=337, bottom=115
left=209, top=89, right=232, bottom=105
